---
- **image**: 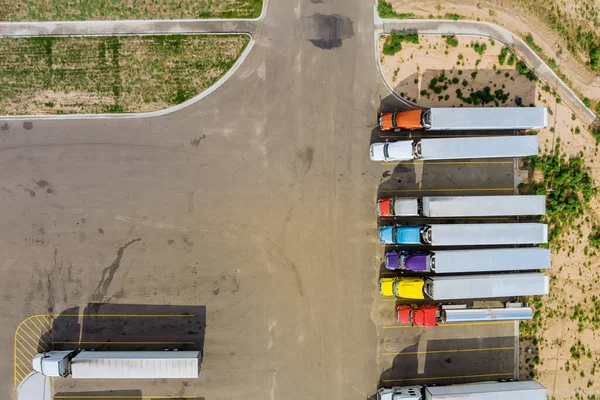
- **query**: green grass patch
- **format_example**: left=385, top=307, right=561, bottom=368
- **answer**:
left=521, top=143, right=595, bottom=244
left=4, top=0, right=262, bottom=20
left=382, top=33, right=419, bottom=56
left=525, top=35, right=543, bottom=53
left=444, top=13, right=463, bottom=20
left=0, top=34, right=250, bottom=115
left=377, top=0, right=416, bottom=19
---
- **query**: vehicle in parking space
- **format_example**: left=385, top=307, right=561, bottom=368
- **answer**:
left=384, top=247, right=551, bottom=272
left=369, top=135, right=538, bottom=162
left=377, top=195, right=546, bottom=217
left=378, top=107, right=548, bottom=131
left=377, top=223, right=548, bottom=246
left=377, top=380, right=547, bottom=400
left=32, top=350, right=202, bottom=379
left=396, top=303, right=534, bottom=326
left=378, top=272, right=550, bottom=299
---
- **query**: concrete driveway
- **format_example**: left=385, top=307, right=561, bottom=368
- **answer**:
left=1, top=1, right=517, bottom=399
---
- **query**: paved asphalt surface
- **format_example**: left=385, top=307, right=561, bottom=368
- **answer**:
left=2, top=1, right=518, bottom=399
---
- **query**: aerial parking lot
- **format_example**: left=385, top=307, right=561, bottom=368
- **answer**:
left=1, top=0, right=599, bottom=399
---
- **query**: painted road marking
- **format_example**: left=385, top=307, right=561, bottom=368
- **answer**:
left=380, top=161, right=513, bottom=165
left=13, top=313, right=197, bottom=388
left=382, top=372, right=514, bottom=383
left=381, top=346, right=513, bottom=356
left=381, top=321, right=514, bottom=329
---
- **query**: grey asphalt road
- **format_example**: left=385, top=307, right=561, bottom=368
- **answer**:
left=1, top=1, right=517, bottom=399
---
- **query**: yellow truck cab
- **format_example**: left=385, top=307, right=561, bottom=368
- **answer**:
left=379, top=277, right=425, bottom=299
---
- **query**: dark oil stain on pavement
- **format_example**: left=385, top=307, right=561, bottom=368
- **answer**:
left=190, top=134, right=206, bottom=146
left=91, top=238, right=141, bottom=301
left=0, top=123, right=8, bottom=131
left=297, top=13, right=354, bottom=50
left=23, top=121, right=33, bottom=130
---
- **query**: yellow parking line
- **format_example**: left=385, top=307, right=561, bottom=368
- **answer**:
left=382, top=321, right=514, bottom=329
left=22, top=321, right=51, bottom=349
left=53, top=341, right=195, bottom=345
left=382, top=372, right=514, bottom=383
left=16, top=331, right=40, bottom=353
left=381, top=161, right=513, bottom=165
left=382, top=346, right=513, bottom=356
left=14, top=364, right=27, bottom=380
left=53, top=313, right=196, bottom=317
left=380, top=187, right=514, bottom=193
left=15, top=340, right=35, bottom=359
left=28, top=317, right=47, bottom=334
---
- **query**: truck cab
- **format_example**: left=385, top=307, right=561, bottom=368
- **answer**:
left=377, top=197, right=419, bottom=217
left=385, top=251, right=431, bottom=271
left=378, top=226, right=422, bottom=244
left=32, top=351, right=75, bottom=377
left=379, top=109, right=425, bottom=131
left=396, top=305, right=438, bottom=326
left=379, top=277, right=425, bottom=298
left=377, top=386, right=422, bottom=400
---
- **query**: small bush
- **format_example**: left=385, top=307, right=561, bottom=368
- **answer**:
left=583, top=98, right=591, bottom=107
left=382, top=33, right=419, bottom=56
left=472, top=42, right=487, bottom=55
left=525, top=35, right=543, bottom=52
left=444, top=13, right=462, bottom=20
left=471, top=71, right=478, bottom=79
left=444, top=35, right=459, bottom=47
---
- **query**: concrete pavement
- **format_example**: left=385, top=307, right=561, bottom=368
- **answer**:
left=378, top=18, right=597, bottom=125
left=1, top=1, right=518, bottom=400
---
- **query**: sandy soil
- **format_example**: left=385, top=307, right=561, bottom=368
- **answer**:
left=380, top=34, right=600, bottom=399
left=387, top=0, right=600, bottom=106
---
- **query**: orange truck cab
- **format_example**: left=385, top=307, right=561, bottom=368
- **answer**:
left=379, top=109, right=430, bottom=131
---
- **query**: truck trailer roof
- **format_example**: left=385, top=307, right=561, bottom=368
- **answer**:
left=429, top=223, right=547, bottom=246
left=419, top=135, right=538, bottom=160
left=424, top=273, right=550, bottom=300
left=421, top=195, right=546, bottom=217
left=424, top=380, right=547, bottom=400
left=431, top=247, right=551, bottom=273
left=70, top=351, right=201, bottom=379
left=428, top=107, right=548, bottom=131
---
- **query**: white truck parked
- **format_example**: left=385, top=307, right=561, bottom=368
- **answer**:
left=370, top=135, right=538, bottom=162
left=377, top=381, right=547, bottom=400
left=32, top=350, right=202, bottom=379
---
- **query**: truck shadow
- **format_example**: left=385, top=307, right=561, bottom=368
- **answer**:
left=377, top=336, right=517, bottom=389
left=42, top=303, right=206, bottom=352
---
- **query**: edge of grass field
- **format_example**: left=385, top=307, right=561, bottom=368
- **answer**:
left=0, top=33, right=255, bottom=120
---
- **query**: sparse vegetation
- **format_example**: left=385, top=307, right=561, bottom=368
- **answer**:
left=516, top=61, right=538, bottom=81
left=472, top=42, right=487, bottom=55
left=0, top=35, right=250, bottom=115
left=444, top=35, right=459, bottom=47
left=444, top=13, right=463, bottom=20
left=525, top=35, right=543, bottom=52
left=2, top=0, right=262, bottom=20
left=521, top=143, right=595, bottom=243
left=382, top=33, right=419, bottom=56
left=377, top=0, right=417, bottom=19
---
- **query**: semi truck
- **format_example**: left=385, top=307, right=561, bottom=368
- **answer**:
left=377, top=381, right=547, bottom=400
left=32, top=350, right=202, bottom=379
left=396, top=303, right=534, bottom=326
left=378, top=107, right=548, bottom=131
left=369, top=135, right=538, bottom=162
left=384, top=247, right=551, bottom=272
left=378, top=272, right=550, bottom=299
left=377, top=223, right=548, bottom=246
left=377, top=195, right=546, bottom=217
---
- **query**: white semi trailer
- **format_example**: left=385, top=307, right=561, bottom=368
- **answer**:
left=32, top=350, right=201, bottom=379
left=377, top=195, right=546, bottom=217
left=377, top=381, right=547, bottom=400
left=378, top=223, right=548, bottom=246
left=369, top=135, right=538, bottom=162
left=384, top=247, right=551, bottom=273
left=379, top=272, right=550, bottom=299
left=378, top=107, right=548, bottom=131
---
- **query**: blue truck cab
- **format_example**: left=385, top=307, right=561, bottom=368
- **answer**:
left=378, top=225, right=422, bottom=244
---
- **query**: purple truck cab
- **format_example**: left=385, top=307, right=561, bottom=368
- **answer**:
left=385, top=251, right=430, bottom=271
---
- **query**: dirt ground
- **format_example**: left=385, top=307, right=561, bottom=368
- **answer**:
left=386, top=0, right=600, bottom=108
left=0, top=35, right=249, bottom=115
left=380, top=34, right=600, bottom=399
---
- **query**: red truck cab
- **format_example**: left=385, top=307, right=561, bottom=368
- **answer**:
left=377, top=198, right=393, bottom=216
left=379, top=109, right=424, bottom=131
left=396, top=305, right=438, bottom=326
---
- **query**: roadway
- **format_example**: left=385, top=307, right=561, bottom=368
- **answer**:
left=2, top=0, right=517, bottom=399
